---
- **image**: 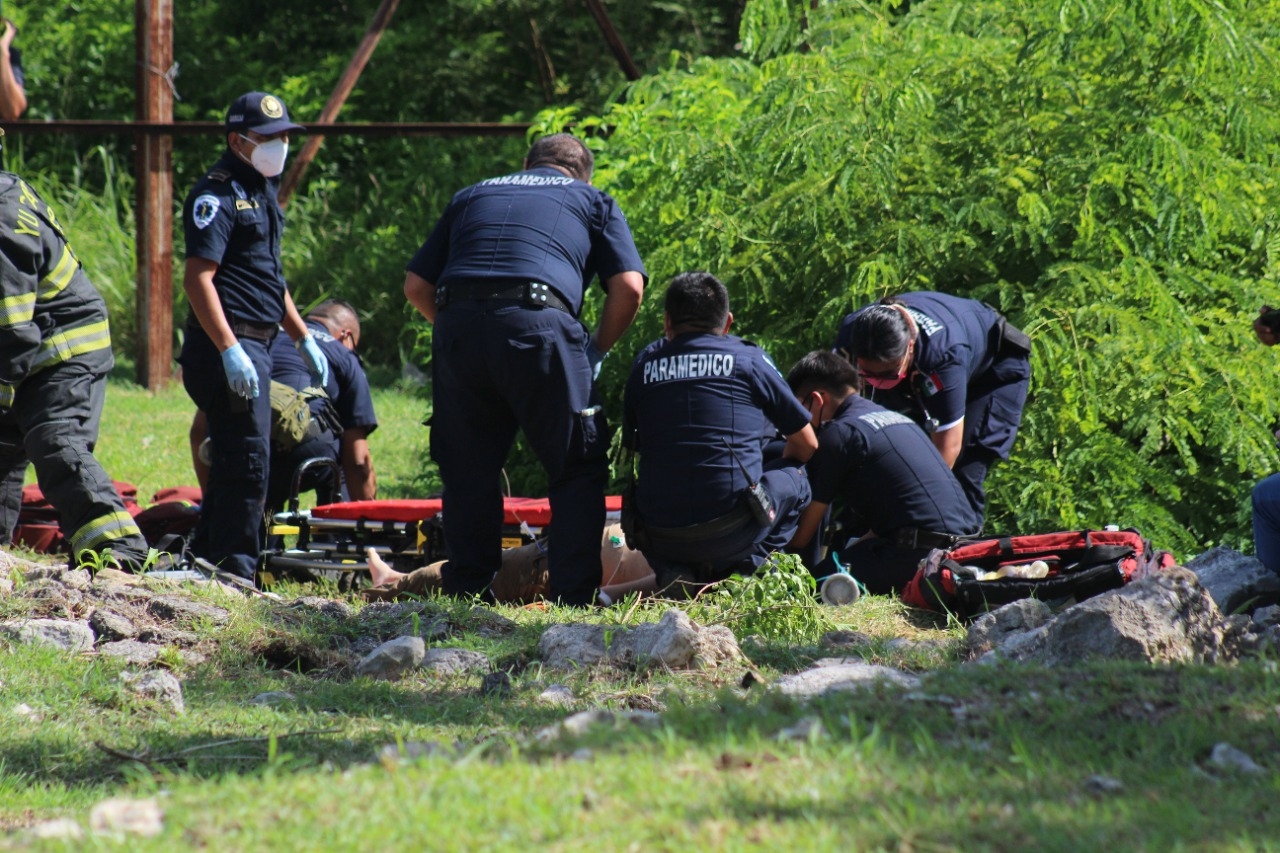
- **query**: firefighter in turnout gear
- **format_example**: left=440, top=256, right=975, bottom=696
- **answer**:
left=0, top=165, right=150, bottom=568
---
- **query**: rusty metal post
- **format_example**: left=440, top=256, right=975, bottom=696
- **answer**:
left=278, top=0, right=402, bottom=205
left=581, top=0, right=640, bottom=81
left=134, top=0, right=174, bottom=389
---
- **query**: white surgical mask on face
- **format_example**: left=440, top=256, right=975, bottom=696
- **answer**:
left=241, top=135, right=288, bottom=178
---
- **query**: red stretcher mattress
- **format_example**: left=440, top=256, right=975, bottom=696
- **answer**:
left=309, top=496, right=623, bottom=527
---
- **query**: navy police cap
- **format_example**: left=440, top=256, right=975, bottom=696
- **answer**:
left=225, top=92, right=304, bottom=136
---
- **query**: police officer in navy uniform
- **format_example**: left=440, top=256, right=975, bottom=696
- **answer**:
left=264, top=298, right=378, bottom=512
left=404, top=133, right=646, bottom=606
left=834, top=292, right=1031, bottom=524
left=623, top=272, right=817, bottom=594
left=0, top=166, right=151, bottom=568
left=786, top=350, right=980, bottom=594
left=179, top=91, right=329, bottom=584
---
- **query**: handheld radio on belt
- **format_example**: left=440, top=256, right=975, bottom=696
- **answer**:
left=721, top=438, right=776, bottom=528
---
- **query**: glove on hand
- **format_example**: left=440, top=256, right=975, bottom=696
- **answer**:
left=220, top=342, right=258, bottom=399
left=585, top=338, right=605, bottom=381
left=299, top=333, right=330, bottom=387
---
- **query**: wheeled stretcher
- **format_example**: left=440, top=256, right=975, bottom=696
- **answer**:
left=261, top=494, right=624, bottom=587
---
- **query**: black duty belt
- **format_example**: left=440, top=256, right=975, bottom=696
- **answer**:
left=435, top=281, right=575, bottom=316
left=641, top=502, right=756, bottom=547
left=231, top=320, right=280, bottom=344
left=893, top=527, right=965, bottom=551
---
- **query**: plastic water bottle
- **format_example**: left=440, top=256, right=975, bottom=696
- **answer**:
left=820, top=573, right=861, bottom=606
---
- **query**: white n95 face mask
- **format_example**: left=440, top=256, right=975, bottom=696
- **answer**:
left=242, top=135, right=289, bottom=178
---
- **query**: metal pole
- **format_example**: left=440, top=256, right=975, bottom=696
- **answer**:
left=581, top=0, right=640, bottom=82
left=134, top=0, right=174, bottom=390
left=279, top=0, right=402, bottom=205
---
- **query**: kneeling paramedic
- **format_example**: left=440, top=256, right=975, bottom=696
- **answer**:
left=786, top=350, right=981, bottom=595
left=621, top=272, right=817, bottom=595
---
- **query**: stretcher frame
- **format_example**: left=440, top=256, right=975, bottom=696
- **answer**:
left=260, top=493, right=623, bottom=589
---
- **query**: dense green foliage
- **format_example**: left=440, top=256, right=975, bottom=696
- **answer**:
left=576, top=0, right=1280, bottom=555
left=7, top=0, right=742, bottom=366
left=8, top=0, right=1280, bottom=552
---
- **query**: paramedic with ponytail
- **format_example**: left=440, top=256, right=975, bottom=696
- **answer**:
left=834, top=292, right=1031, bottom=525
left=178, top=91, right=328, bottom=585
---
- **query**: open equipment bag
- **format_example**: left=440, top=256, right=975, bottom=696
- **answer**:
left=901, top=528, right=1176, bottom=619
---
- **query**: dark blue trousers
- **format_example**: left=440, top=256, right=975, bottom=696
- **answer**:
left=957, top=353, right=1031, bottom=524
left=431, top=301, right=608, bottom=606
left=642, top=465, right=811, bottom=585
left=180, top=327, right=272, bottom=580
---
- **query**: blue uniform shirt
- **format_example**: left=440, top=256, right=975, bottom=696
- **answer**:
left=834, top=292, right=1004, bottom=433
left=809, top=395, right=979, bottom=537
left=269, top=320, right=378, bottom=437
left=182, top=151, right=288, bottom=325
left=406, top=166, right=646, bottom=314
left=624, top=332, right=810, bottom=528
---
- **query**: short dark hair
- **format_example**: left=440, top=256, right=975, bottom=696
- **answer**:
left=849, top=296, right=912, bottom=361
left=787, top=350, right=861, bottom=396
left=308, top=298, right=360, bottom=339
left=665, top=272, right=729, bottom=333
left=525, top=133, right=594, bottom=181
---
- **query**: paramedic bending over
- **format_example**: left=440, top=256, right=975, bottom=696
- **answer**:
left=403, top=133, right=646, bottom=607
left=834, top=292, right=1031, bottom=526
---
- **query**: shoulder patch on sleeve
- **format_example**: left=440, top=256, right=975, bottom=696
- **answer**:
left=192, top=194, right=221, bottom=230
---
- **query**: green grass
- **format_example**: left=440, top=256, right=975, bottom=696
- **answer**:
left=1, top=586, right=1279, bottom=850
left=92, top=376, right=436, bottom=505
left=4, top=381, right=1280, bottom=849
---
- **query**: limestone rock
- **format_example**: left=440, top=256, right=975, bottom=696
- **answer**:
left=1, top=618, right=95, bottom=653
left=147, top=596, right=230, bottom=627
left=88, top=797, right=164, bottom=837
left=98, top=640, right=162, bottom=666
left=1206, top=742, right=1265, bottom=775
left=290, top=596, right=354, bottom=619
left=356, top=636, right=426, bottom=680
left=539, top=623, right=608, bottom=669
left=773, top=662, right=920, bottom=699
left=965, top=598, right=1055, bottom=657
left=537, top=684, right=576, bottom=707
left=90, top=609, right=137, bottom=642
left=120, top=670, right=184, bottom=714
left=420, top=647, right=491, bottom=676
left=538, top=609, right=741, bottom=671
left=1185, top=547, right=1280, bottom=615
left=29, top=818, right=84, bottom=841
left=984, top=566, right=1224, bottom=665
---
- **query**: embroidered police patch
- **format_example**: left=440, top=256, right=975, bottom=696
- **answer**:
left=192, top=194, right=220, bottom=230
left=261, top=95, right=284, bottom=119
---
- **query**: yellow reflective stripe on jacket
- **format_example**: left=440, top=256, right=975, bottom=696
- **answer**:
left=70, top=509, right=142, bottom=556
left=0, top=291, right=35, bottom=326
left=30, top=319, right=111, bottom=371
left=0, top=381, right=14, bottom=410
left=38, top=245, right=79, bottom=301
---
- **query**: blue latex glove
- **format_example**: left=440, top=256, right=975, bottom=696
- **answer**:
left=220, top=342, right=258, bottom=399
left=585, top=338, right=604, bottom=380
left=298, top=333, right=330, bottom=387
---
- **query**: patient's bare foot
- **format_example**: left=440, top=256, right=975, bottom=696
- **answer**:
left=366, top=547, right=405, bottom=587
